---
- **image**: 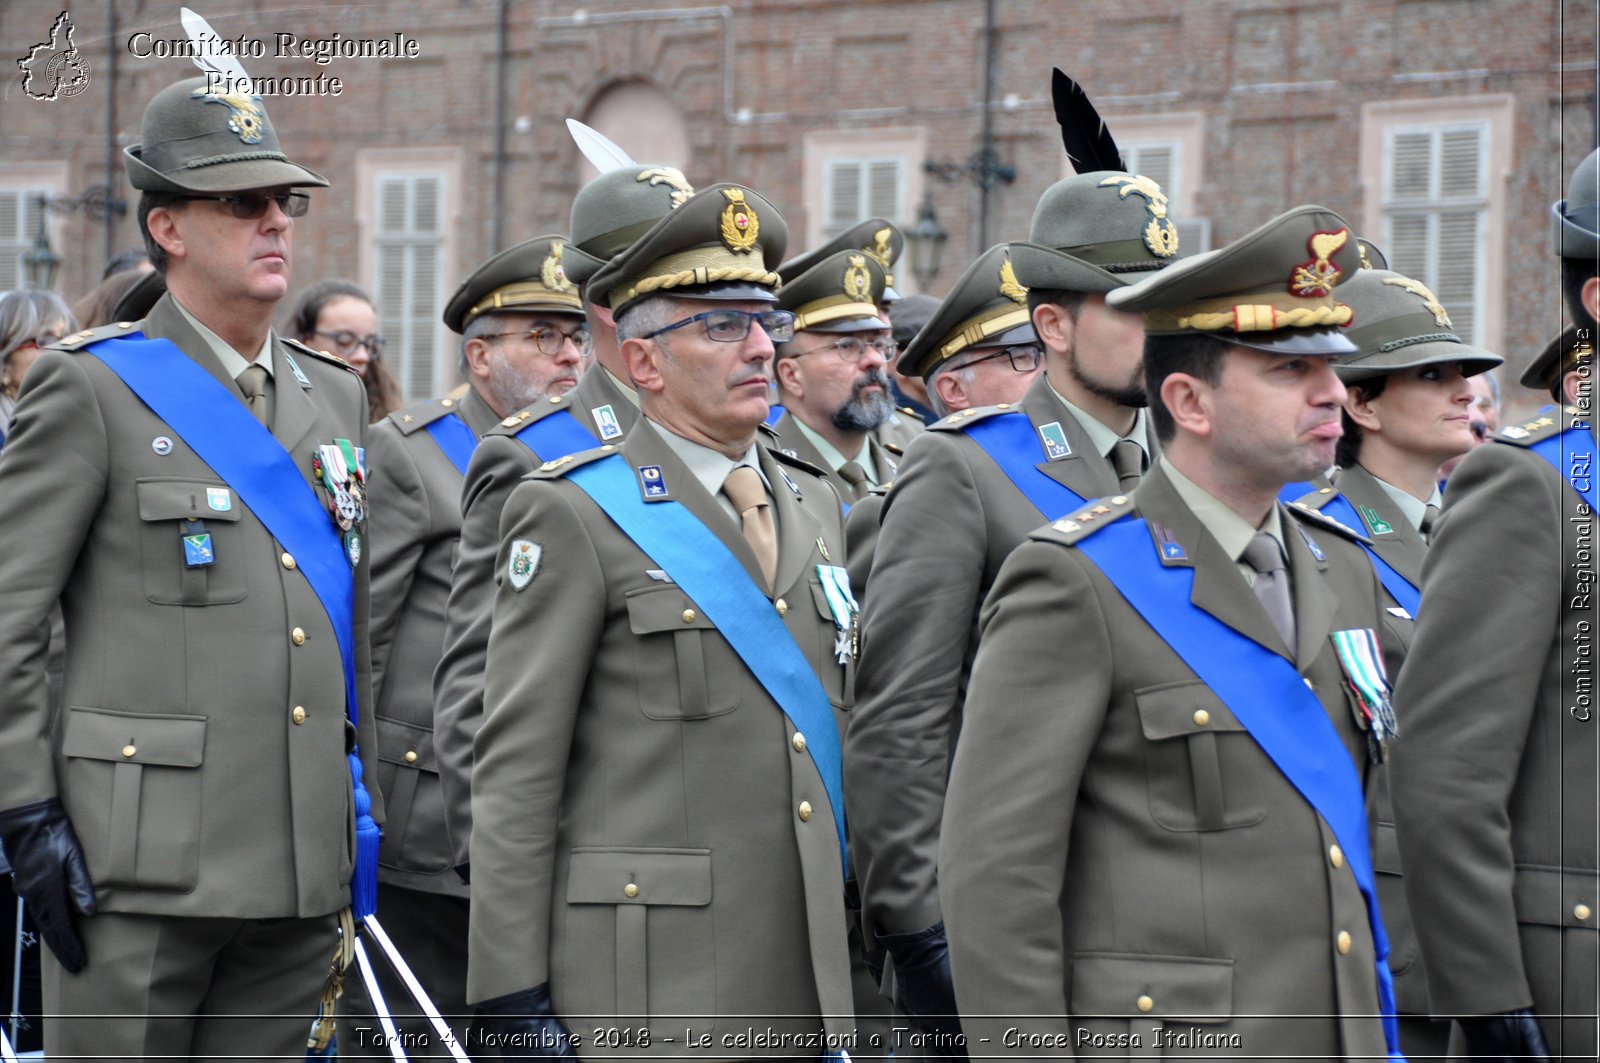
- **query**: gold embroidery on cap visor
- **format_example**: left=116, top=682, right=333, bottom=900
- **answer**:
left=1142, top=295, right=1354, bottom=335
left=607, top=244, right=782, bottom=308
left=465, top=280, right=584, bottom=325
left=935, top=306, right=1033, bottom=362
left=999, top=258, right=1028, bottom=305
left=720, top=188, right=760, bottom=253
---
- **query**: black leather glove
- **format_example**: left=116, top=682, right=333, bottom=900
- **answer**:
left=878, top=922, right=967, bottom=1057
left=475, top=983, right=579, bottom=1059
left=0, top=799, right=96, bottom=973
left=1457, top=1007, right=1552, bottom=1061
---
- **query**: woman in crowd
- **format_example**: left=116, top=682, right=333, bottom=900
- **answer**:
left=286, top=278, right=402, bottom=423
left=1, top=289, right=77, bottom=449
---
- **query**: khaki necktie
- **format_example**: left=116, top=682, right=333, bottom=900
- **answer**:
left=838, top=460, right=871, bottom=502
left=1110, top=438, right=1145, bottom=491
left=723, top=465, right=778, bottom=594
left=237, top=364, right=269, bottom=428
left=1243, top=531, right=1296, bottom=651
left=1420, top=502, right=1441, bottom=542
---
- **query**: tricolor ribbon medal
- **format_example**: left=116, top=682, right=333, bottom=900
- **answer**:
left=816, top=564, right=858, bottom=665
left=1331, top=628, right=1398, bottom=763
left=314, top=439, right=367, bottom=566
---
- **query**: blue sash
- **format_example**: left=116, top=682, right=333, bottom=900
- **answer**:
left=423, top=412, right=477, bottom=476
left=514, top=406, right=597, bottom=459
left=565, top=454, right=847, bottom=869
left=765, top=403, right=786, bottom=427
left=1282, top=484, right=1421, bottom=618
left=1074, top=515, right=1402, bottom=1059
left=91, top=335, right=379, bottom=919
left=1527, top=415, right=1598, bottom=512
left=963, top=410, right=1088, bottom=519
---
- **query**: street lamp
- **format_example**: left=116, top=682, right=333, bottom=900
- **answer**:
left=22, top=202, right=60, bottom=291
left=906, top=194, right=948, bottom=290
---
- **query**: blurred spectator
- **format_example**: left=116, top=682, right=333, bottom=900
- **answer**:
left=73, top=267, right=149, bottom=329
left=286, top=278, right=402, bottom=423
left=1, top=289, right=77, bottom=448
left=101, top=247, right=153, bottom=280
left=1439, top=369, right=1501, bottom=481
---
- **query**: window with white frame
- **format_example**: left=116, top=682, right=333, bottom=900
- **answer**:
left=823, top=157, right=903, bottom=241
left=0, top=189, right=49, bottom=291
left=803, top=129, right=925, bottom=261
left=1383, top=123, right=1488, bottom=345
left=372, top=173, right=445, bottom=400
left=1082, top=115, right=1208, bottom=256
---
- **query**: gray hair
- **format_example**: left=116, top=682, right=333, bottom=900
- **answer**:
left=459, top=312, right=499, bottom=377
left=1, top=289, right=78, bottom=364
left=925, top=357, right=978, bottom=419
left=614, top=295, right=683, bottom=344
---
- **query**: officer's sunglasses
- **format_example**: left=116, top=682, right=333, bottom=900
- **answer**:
left=477, top=325, right=594, bottom=357
left=788, top=335, right=897, bottom=363
left=952, top=342, right=1045, bottom=374
left=643, top=309, right=796, bottom=344
left=309, top=330, right=386, bottom=355
left=182, top=191, right=311, bottom=219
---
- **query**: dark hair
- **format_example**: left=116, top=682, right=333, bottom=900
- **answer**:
left=1562, top=256, right=1597, bottom=329
left=73, top=267, right=148, bottom=329
left=137, top=191, right=188, bottom=276
left=102, top=248, right=150, bottom=281
left=286, top=278, right=376, bottom=341
left=1026, top=287, right=1089, bottom=322
left=1144, top=331, right=1231, bottom=444
left=1335, top=375, right=1390, bottom=469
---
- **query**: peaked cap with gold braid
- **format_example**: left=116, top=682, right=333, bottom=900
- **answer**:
left=898, top=243, right=1036, bottom=379
left=443, top=234, right=585, bottom=334
left=1108, top=204, right=1361, bottom=356
left=587, top=183, right=788, bottom=317
left=564, top=165, right=697, bottom=287
left=780, top=218, right=906, bottom=303
left=775, top=249, right=886, bottom=336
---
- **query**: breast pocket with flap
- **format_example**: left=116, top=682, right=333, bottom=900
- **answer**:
left=135, top=478, right=247, bottom=606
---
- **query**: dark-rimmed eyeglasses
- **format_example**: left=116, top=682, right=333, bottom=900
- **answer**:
left=951, top=343, right=1044, bottom=374
left=310, top=329, right=386, bottom=355
left=788, top=335, right=896, bottom=363
left=183, top=192, right=310, bottom=219
left=643, top=309, right=796, bottom=344
left=477, top=325, right=594, bottom=357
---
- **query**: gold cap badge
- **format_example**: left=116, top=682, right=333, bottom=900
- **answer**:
left=1290, top=229, right=1350, bottom=298
left=540, top=241, right=574, bottom=293
left=720, top=188, right=760, bottom=253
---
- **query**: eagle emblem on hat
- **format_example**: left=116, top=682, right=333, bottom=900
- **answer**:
left=541, top=241, right=574, bottom=293
left=998, top=258, right=1028, bottom=305
left=842, top=254, right=872, bottom=300
left=719, top=188, right=760, bottom=253
left=1290, top=229, right=1350, bottom=298
left=191, top=83, right=265, bottom=144
left=867, top=227, right=894, bottom=269
left=637, top=167, right=694, bottom=209
left=1382, top=276, right=1452, bottom=327
left=1099, top=174, right=1179, bottom=258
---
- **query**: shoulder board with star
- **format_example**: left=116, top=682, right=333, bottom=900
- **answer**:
left=282, top=337, right=357, bottom=373
left=1494, top=406, right=1584, bottom=448
left=1287, top=477, right=1338, bottom=511
left=766, top=445, right=832, bottom=483
left=896, top=405, right=927, bottom=424
left=484, top=391, right=577, bottom=438
left=928, top=402, right=1021, bottom=434
left=1284, top=499, right=1371, bottom=545
left=387, top=396, right=469, bottom=436
left=528, top=442, right=619, bottom=480
left=49, top=322, right=142, bottom=351
left=1030, top=493, right=1139, bottom=547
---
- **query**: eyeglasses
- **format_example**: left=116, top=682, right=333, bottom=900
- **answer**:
left=788, top=335, right=897, bottom=363
left=952, top=343, right=1045, bottom=374
left=643, top=309, right=796, bottom=344
left=183, top=192, right=310, bottom=219
left=310, top=329, right=386, bottom=355
left=478, top=325, right=594, bottom=357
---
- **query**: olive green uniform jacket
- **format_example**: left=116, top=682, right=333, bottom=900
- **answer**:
left=0, top=293, right=381, bottom=920
left=467, top=418, right=857, bottom=1056
left=769, top=408, right=899, bottom=503
left=432, top=364, right=638, bottom=868
left=366, top=388, right=500, bottom=896
left=1390, top=407, right=1598, bottom=1056
left=941, top=466, right=1390, bottom=1060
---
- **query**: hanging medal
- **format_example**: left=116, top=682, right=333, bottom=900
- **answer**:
left=1330, top=628, right=1398, bottom=763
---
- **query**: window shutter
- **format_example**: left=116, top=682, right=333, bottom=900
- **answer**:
left=1125, top=144, right=1176, bottom=201
left=1383, top=124, right=1487, bottom=345
left=1434, top=211, right=1480, bottom=342
left=825, top=161, right=862, bottom=239
left=867, top=159, right=900, bottom=221
left=373, top=174, right=444, bottom=400
left=1388, top=131, right=1433, bottom=201
left=0, top=189, right=47, bottom=291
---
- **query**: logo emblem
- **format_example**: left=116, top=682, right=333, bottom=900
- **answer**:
left=206, top=487, right=233, bottom=513
left=152, top=436, right=174, bottom=456
left=1381, top=276, right=1452, bottom=328
left=508, top=539, right=542, bottom=590
left=1098, top=174, right=1178, bottom=258
left=1356, top=503, right=1394, bottom=536
left=18, top=12, right=91, bottom=102
left=190, top=83, right=266, bottom=144
left=591, top=404, right=623, bottom=440
left=637, top=167, right=694, bottom=209
left=1038, top=421, right=1073, bottom=461
left=866, top=227, right=894, bottom=270
left=998, top=257, right=1028, bottom=305
left=842, top=254, right=872, bottom=301
left=1289, top=229, right=1350, bottom=298
left=719, top=188, right=760, bottom=253
left=638, top=464, right=668, bottom=498
left=541, top=241, right=574, bottom=293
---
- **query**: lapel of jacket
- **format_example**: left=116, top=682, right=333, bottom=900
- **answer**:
left=762, top=448, right=824, bottom=598
left=458, top=386, right=502, bottom=438
left=1282, top=506, right=1339, bottom=670
left=866, top=433, right=897, bottom=483
left=773, top=411, right=853, bottom=499
left=1022, top=374, right=1120, bottom=501
left=1136, top=465, right=1293, bottom=662
left=1334, top=464, right=1426, bottom=584
left=624, top=419, right=770, bottom=592
left=268, top=338, right=322, bottom=458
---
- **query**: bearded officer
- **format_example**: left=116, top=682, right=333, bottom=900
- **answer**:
left=1388, top=147, right=1600, bottom=1061
left=468, top=184, right=860, bottom=1058
left=843, top=174, right=1175, bottom=1040
left=941, top=207, right=1403, bottom=1059
left=0, top=77, right=381, bottom=1055
left=342, top=235, right=588, bottom=1052
left=432, top=165, right=692, bottom=879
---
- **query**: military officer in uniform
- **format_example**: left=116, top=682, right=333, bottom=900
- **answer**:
left=941, top=207, right=1402, bottom=1059
left=468, top=184, right=860, bottom=1057
left=1388, top=148, right=1599, bottom=1060
left=843, top=175, right=1173, bottom=1036
left=0, top=77, right=382, bottom=1055
left=432, top=165, right=692, bottom=877
left=343, top=236, right=588, bottom=1050
left=769, top=250, right=900, bottom=504
left=1287, top=265, right=1501, bottom=1057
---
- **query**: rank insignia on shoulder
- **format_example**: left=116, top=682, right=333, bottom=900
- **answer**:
left=638, top=464, right=668, bottom=498
left=1038, top=421, right=1073, bottom=461
left=539, top=455, right=573, bottom=473
left=508, top=539, right=542, bottom=590
left=1052, top=519, right=1081, bottom=533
